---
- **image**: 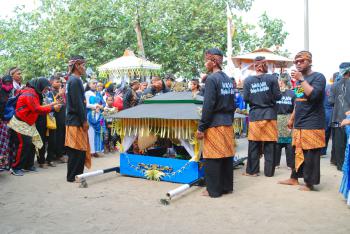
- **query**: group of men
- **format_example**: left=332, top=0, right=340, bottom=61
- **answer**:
left=198, top=49, right=329, bottom=197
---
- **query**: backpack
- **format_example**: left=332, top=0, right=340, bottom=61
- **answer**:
left=3, top=91, right=34, bottom=121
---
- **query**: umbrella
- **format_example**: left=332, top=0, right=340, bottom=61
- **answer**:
left=98, top=49, right=161, bottom=80
left=232, top=48, right=293, bottom=69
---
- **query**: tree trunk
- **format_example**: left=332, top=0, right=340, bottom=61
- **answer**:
left=135, top=16, right=145, bottom=58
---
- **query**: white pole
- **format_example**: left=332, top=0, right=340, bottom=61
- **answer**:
left=166, top=184, right=191, bottom=199
left=76, top=170, right=104, bottom=180
left=225, top=2, right=235, bottom=77
left=304, top=0, right=309, bottom=51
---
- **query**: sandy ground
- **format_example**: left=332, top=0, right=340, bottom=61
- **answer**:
left=0, top=138, right=349, bottom=234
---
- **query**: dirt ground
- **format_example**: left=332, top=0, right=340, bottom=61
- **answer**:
left=0, top=138, right=349, bottom=234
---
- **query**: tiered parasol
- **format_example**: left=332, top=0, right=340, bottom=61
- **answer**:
left=98, top=49, right=161, bottom=82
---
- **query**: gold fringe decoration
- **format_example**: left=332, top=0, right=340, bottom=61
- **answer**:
left=233, top=118, right=244, bottom=135
left=113, top=118, right=198, bottom=141
left=112, top=118, right=202, bottom=162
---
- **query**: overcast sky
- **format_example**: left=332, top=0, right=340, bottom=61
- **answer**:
left=1, top=0, right=349, bottom=79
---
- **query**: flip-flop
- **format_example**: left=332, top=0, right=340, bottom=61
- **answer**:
left=298, top=185, right=313, bottom=191
left=242, top=172, right=259, bottom=177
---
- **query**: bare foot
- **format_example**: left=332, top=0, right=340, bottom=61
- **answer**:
left=201, top=190, right=210, bottom=196
left=242, top=172, right=259, bottom=177
left=278, top=178, right=299, bottom=185
left=299, top=185, right=313, bottom=191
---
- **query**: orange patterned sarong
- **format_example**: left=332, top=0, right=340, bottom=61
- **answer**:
left=65, top=126, right=91, bottom=169
left=292, top=129, right=325, bottom=171
left=248, top=120, right=278, bottom=142
left=203, top=126, right=235, bottom=159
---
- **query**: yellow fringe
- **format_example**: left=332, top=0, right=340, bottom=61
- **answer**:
left=112, top=118, right=198, bottom=140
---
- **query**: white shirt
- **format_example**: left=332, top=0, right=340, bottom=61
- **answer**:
left=13, top=80, right=21, bottom=90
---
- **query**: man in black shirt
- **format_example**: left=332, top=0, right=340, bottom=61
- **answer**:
left=279, top=51, right=326, bottom=191
left=141, top=76, right=170, bottom=101
left=243, top=56, right=281, bottom=177
left=65, top=55, right=91, bottom=182
left=197, top=48, right=235, bottom=198
left=123, top=80, right=140, bottom=109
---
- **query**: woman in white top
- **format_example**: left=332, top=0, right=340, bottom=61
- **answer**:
left=85, top=80, right=103, bottom=157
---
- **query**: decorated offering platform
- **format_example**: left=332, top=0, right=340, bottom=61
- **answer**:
left=110, top=92, right=245, bottom=184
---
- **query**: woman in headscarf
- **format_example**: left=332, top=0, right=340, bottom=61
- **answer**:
left=85, top=79, right=104, bottom=157
left=8, top=77, right=61, bottom=176
left=0, top=75, right=14, bottom=170
left=275, top=73, right=295, bottom=169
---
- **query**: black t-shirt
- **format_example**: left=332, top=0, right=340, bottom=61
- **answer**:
left=294, top=72, right=326, bottom=129
left=198, top=71, right=235, bottom=132
left=243, top=73, right=281, bottom=121
left=65, top=75, right=86, bottom=126
left=276, top=89, right=295, bottom=115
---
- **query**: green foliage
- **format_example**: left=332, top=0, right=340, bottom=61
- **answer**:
left=0, top=0, right=288, bottom=80
left=258, top=12, right=289, bottom=49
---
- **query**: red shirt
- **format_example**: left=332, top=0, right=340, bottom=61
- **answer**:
left=15, top=87, right=52, bottom=126
left=113, top=95, right=124, bottom=111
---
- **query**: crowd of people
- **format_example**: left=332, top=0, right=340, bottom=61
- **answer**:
left=0, top=50, right=349, bottom=203
left=0, top=56, right=214, bottom=181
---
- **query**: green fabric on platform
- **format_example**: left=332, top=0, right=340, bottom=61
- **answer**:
left=278, top=137, right=292, bottom=144
left=143, top=99, right=203, bottom=104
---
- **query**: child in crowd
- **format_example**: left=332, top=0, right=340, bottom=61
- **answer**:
left=103, top=96, right=118, bottom=153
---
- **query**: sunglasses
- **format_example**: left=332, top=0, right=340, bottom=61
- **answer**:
left=293, top=59, right=307, bottom=65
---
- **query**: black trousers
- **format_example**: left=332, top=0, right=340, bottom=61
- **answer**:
left=55, top=119, right=66, bottom=158
left=47, top=129, right=62, bottom=161
left=290, top=148, right=321, bottom=186
left=66, top=147, right=86, bottom=182
left=204, top=157, right=233, bottom=198
left=105, top=126, right=117, bottom=150
left=331, top=127, right=346, bottom=170
left=11, top=130, right=35, bottom=170
left=246, top=141, right=276, bottom=177
left=36, top=116, right=48, bottom=165
left=275, top=143, right=293, bottom=168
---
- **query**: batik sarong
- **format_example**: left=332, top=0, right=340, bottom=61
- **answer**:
left=292, top=129, right=325, bottom=171
left=277, top=114, right=292, bottom=143
left=203, top=125, right=235, bottom=159
left=65, top=126, right=91, bottom=169
left=248, top=120, right=278, bottom=142
left=0, top=120, right=10, bottom=169
left=7, top=116, right=42, bottom=149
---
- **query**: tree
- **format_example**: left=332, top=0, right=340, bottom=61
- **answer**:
left=0, top=0, right=288, bottom=80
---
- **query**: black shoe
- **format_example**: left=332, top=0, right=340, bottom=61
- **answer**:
left=23, top=166, right=38, bottom=172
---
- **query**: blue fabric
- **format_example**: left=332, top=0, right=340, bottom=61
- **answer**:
left=96, top=92, right=106, bottom=107
left=235, top=91, right=246, bottom=110
left=89, top=95, right=97, bottom=108
left=87, top=93, right=106, bottom=152
left=339, top=117, right=350, bottom=200
left=87, top=111, right=106, bottom=152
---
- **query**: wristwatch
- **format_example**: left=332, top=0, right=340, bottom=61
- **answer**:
left=300, top=78, right=305, bottom=82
